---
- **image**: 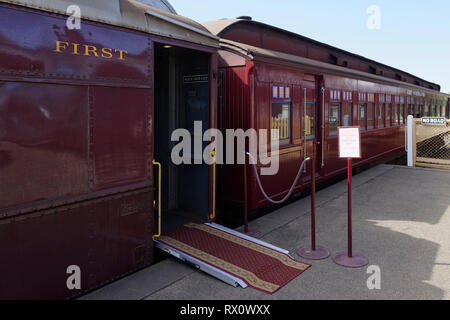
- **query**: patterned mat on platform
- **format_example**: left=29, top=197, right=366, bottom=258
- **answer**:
left=158, top=223, right=311, bottom=294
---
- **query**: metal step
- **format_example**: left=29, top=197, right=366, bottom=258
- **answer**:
left=206, top=223, right=290, bottom=255
left=154, top=238, right=248, bottom=289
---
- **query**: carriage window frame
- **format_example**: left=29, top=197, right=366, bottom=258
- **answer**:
left=304, top=101, right=316, bottom=140
left=270, top=101, right=292, bottom=146
left=395, top=104, right=401, bottom=125
left=378, top=103, right=385, bottom=128
left=407, top=104, right=413, bottom=117
left=367, top=103, right=375, bottom=130
left=328, top=102, right=341, bottom=136
left=342, top=102, right=353, bottom=127
left=386, top=103, right=392, bottom=127
left=400, top=103, right=405, bottom=124
left=358, top=103, right=367, bottom=131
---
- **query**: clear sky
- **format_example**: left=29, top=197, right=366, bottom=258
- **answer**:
left=170, top=0, right=450, bottom=93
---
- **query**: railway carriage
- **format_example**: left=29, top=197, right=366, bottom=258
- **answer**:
left=0, top=2, right=449, bottom=299
left=203, top=17, right=450, bottom=212
left=0, top=0, right=219, bottom=299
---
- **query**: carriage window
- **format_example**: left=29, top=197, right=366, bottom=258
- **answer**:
left=367, top=103, right=375, bottom=129
left=386, top=104, right=392, bottom=127
left=395, top=104, right=400, bottom=125
left=424, top=105, right=430, bottom=116
left=378, top=104, right=385, bottom=128
left=343, top=102, right=353, bottom=126
left=305, top=102, right=315, bottom=139
left=329, top=103, right=340, bottom=136
left=407, top=104, right=413, bottom=116
left=359, top=104, right=367, bottom=131
left=400, top=104, right=404, bottom=124
left=271, top=102, right=291, bottom=145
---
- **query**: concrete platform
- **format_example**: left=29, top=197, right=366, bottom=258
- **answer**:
left=81, top=165, right=450, bottom=300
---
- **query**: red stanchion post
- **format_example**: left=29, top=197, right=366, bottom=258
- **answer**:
left=332, top=158, right=368, bottom=268
left=347, top=158, right=352, bottom=258
left=244, top=160, right=248, bottom=233
left=311, top=158, right=316, bottom=251
left=296, top=157, right=330, bottom=260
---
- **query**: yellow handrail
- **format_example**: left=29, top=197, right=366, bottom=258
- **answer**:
left=152, top=160, right=162, bottom=240
left=209, top=150, right=216, bottom=221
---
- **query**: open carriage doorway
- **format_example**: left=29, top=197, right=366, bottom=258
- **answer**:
left=154, top=43, right=211, bottom=231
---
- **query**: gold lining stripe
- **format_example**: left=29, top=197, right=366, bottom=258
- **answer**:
left=159, top=236, right=280, bottom=293
left=185, top=223, right=310, bottom=271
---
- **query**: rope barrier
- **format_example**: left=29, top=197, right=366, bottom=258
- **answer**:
left=246, top=152, right=311, bottom=205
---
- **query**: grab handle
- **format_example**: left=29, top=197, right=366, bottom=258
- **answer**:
left=152, top=160, right=162, bottom=240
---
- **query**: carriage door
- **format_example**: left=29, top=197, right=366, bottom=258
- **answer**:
left=302, top=75, right=323, bottom=182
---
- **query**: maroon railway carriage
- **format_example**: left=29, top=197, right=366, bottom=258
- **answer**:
left=0, top=0, right=219, bottom=299
left=1, top=2, right=449, bottom=299
left=203, top=18, right=450, bottom=212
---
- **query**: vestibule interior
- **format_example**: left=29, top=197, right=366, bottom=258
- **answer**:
left=154, top=43, right=210, bottom=231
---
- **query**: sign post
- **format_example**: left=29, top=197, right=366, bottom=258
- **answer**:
left=296, top=157, right=330, bottom=260
left=332, top=127, right=369, bottom=268
left=406, top=115, right=414, bottom=167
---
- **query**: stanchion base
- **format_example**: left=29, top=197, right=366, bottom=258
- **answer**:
left=296, top=246, right=330, bottom=260
left=332, top=252, right=369, bottom=268
left=243, top=230, right=262, bottom=239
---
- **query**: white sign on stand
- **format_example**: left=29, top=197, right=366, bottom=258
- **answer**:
left=333, top=126, right=368, bottom=268
left=338, top=127, right=362, bottom=159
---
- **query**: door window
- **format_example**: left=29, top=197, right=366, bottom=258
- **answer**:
left=329, top=103, right=340, bottom=136
left=271, top=102, right=291, bottom=145
left=305, top=102, right=315, bottom=139
left=343, top=102, right=353, bottom=126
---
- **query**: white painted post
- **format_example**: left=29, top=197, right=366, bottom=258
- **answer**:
left=407, top=115, right=414, bottom=167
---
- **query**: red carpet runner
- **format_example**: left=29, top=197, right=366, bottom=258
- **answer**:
left=158, top=223, right=311, bottom=294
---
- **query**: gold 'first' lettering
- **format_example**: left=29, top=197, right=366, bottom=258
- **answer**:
left=54, top=41, right=128, bottom=60
left=54, top=41, right=69, bottom=53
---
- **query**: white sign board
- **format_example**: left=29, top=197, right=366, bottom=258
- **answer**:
left=338, top=127, right=361, bottom=159
left=421, top=117, right=446, bottom=126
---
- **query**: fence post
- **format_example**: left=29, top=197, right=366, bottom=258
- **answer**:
left=407, top=115, right=414, bottom=167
